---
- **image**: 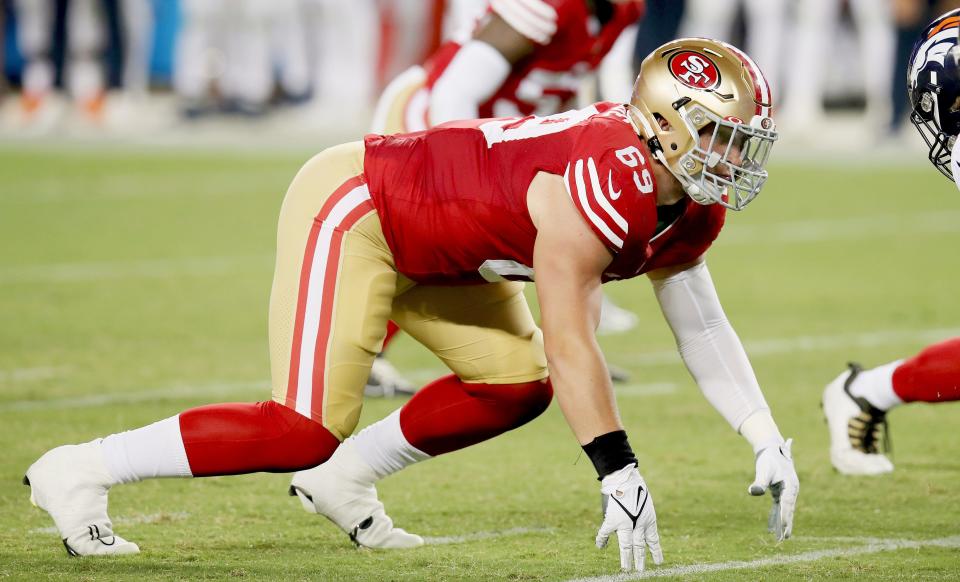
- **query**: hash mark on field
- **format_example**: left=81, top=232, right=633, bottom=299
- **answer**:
left=632, top=327, right=960, bottom=366
left=423, top=526, right=554, bottom=545
left=29, top=512, right=190, bottom=535
left=566, top=535, right=960, bottom=581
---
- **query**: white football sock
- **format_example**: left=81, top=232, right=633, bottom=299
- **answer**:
left=352, top=409, right=431, bottom=480
left=849, top=360, right=904, bottom=412
left=99, top=415, right=193, bottom=485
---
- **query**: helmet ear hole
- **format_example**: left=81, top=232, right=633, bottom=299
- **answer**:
left=653, top=113, right=672, bottom=131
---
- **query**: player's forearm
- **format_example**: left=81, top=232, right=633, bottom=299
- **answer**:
left=429, top=40, right=510, bottom=125
left=545, top=332, right=622, bottom=445
left=650, top=261, right=783, bottom=450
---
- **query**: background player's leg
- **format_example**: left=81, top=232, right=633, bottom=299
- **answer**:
left=852, top=338, right=960, bottom=408
left=823, top=337, right=960, bottom=476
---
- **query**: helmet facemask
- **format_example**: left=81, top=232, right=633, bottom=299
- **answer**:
left=673, top=103, right=777, bottom=210
left=909, top=93, right=956, bottom=179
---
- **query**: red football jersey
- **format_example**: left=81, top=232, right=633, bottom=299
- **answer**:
left=424, top=0, right=644, bottom=118
left=363, top=102, right=725, bottom=285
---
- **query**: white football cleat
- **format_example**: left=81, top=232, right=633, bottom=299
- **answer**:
left=822, top=363, right=894, bottom=476
left=289, top=440, right=423, bottom=549
left=364, top=356, right=416, bottom=398
left=25, top=441, right=140, bottom=556
left=597, top=294, right=639, bottom=335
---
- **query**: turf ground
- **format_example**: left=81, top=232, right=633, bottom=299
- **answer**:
left=1, top=146, right=959, bottom=580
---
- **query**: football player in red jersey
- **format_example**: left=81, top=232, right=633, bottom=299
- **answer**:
left=25, top=38, right=797, bottom=570
left=366, top=0, right=648, bottom=397
left=372, top=0, right=645, bottom=133
left=823, top=9, right=960, bottom=476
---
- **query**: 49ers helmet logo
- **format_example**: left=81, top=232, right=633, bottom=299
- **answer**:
left=668, top=51, right=721, bottom=90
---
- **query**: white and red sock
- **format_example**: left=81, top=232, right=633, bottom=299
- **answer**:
left=851, top=338, right=960, bottom=411
left=99, top=401, right=339, bottom=483
left=354, top=374, right=552, bottom=477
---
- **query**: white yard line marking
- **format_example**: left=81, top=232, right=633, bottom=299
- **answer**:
left=566, top=535, right=960, bottom=581
left=615, top=383, right=676, bottom=397
left=631, top=327, right=960, bottom=366
left=0, top=254, right=273, bottom=284
left=717, top=210, right=960, bottom=246
left=0, top=380, right=269, bottom=412
left=0, top=366, right=63, bottom=382
left=29, top=512, right=190, bottom=535
left=423, top=526, right=554, bottom=545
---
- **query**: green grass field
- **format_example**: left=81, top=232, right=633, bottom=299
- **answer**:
left=1, top=146, right=959, bottom=580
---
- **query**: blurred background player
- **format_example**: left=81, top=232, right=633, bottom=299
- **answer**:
left=365, top=0, right=647, bottom=397
left=13, top=0, right=107, bottom=126
left=822, top=7, right=960, bottom=476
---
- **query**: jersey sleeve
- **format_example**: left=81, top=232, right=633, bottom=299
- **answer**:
left=562, top=120, right=650, bottom=253
left=489, top=0, right=573, bottom=45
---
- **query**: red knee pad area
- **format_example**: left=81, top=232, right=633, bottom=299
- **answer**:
left=179, top=401, right=340, bottom=477
left=399, top=375, right=553, bottom=456
left=892, top=338, right=960, bottom=403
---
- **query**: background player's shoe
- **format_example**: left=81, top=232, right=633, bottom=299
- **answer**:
left=24, top=441, right=140, bottom=556
left=822, top=363, right=894, bottom=475
left=364, top=355, right=416, bottom=398
left=289, top=440, right=423, bottom=549
left=597, top=294, right=639, bottom=335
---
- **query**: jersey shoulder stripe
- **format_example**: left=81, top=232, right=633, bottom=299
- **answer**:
left=490, top=0, right=559, bottom=45
left=564, top=158, right=627, bottom=250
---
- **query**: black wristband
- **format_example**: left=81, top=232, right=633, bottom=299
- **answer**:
left=582, top=430, right=637, bottom=479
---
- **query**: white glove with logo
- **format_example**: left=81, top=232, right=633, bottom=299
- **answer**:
left=748, top=438, right=799, bottom=541
left=595, top=464, right=664, bottom=572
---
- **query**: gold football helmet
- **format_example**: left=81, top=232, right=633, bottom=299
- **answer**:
left=628, top=38, right=777, bottom=210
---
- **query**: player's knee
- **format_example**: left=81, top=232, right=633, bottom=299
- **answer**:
left=463, top=378, right=553, bottom=425
left=264, top=401, right=341, bottom=470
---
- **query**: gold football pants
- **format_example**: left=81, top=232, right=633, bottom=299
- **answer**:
left=269, top=142, right=548, bottom=440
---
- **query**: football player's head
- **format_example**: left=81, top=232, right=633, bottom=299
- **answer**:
left=907, top=9, right=960, bottom=181
left=628, top=38, right=777, bottom=211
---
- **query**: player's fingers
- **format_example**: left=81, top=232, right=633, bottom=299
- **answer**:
left=768, top=499, right=781, bottom=535
left=779, top=481, right=799, bottom=541
left=645, top=520, right=664, bottom=565
left=632, top=526, right=646, bottom=571
left=596, top=518, right=616, bottom=549
left=616, top=528, right=633, bottom=571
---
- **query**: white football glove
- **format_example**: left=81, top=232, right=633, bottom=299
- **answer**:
left=595, top=464, right=663, bottom=572
left=748, top=438, right=799, bottom=541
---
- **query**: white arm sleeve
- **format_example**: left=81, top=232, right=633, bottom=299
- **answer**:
left=651, top=262, right=783, bottom=451
left=429, top=40, right=511, bottom=125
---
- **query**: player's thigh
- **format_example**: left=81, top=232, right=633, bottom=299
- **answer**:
left=392, top=282, right=548, bottom=384
left=269, top=142, right=395, bottom=439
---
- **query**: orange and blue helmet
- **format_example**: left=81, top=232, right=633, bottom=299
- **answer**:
left=908, top=9, right=960, bottom=180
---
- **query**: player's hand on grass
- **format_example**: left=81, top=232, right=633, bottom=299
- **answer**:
left=748, top=438, right=798, bottom=541
left=595, top=464, right=663, bottom=572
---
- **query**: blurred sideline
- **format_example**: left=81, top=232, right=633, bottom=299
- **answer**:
left=0, top=94, right=931, bottom=165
